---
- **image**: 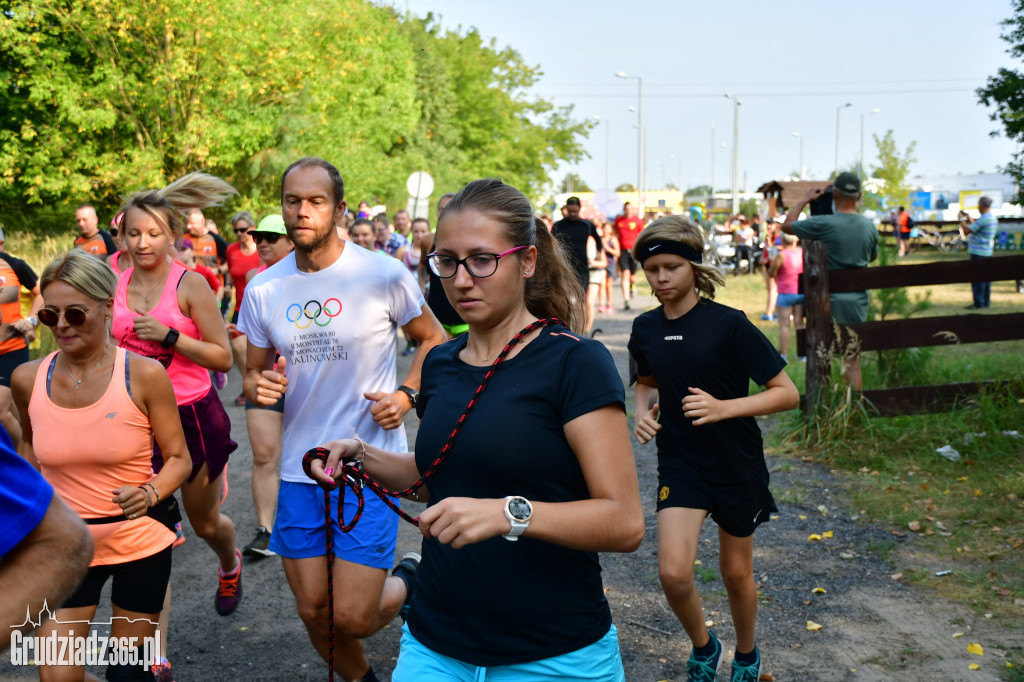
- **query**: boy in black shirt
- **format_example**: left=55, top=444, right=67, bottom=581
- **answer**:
left=628, top=215, right=799, bottom=682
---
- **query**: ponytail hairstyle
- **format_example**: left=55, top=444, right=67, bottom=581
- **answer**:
left=119, top=172, right=238, bottom=240
left=440, top=178, right=585, bottom=333
left=633, top=214, right=726, bottom=300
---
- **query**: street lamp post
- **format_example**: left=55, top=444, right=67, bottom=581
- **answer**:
left=709, top=125, right=715, bottom=211
left=592, top=115, right=610, bottom=189
left=792, top=132, right=804, bottom=180
left=835, top=102, right=853, bottom=176
left=725, top=94, right=741, bottom=214
left=859, top=107, right=881, bottom=181
left=616, top=71, right=643, bottom=212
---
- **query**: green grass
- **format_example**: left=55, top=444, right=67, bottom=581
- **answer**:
left=704, top=253, right=1024, bottom=623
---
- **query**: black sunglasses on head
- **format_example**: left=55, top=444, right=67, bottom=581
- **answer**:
left=37, top=302, right=103, bottom=327
left=252, top=233, right=283, bottom=245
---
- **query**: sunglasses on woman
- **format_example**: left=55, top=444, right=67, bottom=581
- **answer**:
left=252, top=233, right=283, bottom=245
left=37, top=302, right=104, bottom=327
left=234, top=225, right=251, bottom=234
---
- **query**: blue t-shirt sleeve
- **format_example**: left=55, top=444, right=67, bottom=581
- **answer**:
left=558, top=337, right=625, bottom=424
left=0, top=439, right=54, bottom=557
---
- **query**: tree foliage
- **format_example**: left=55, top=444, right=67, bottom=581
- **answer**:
left=0, top=1, right=589, bottom=234
left=977, top=0, right=1024, bottom=203
left=870, top=130, right=916, bottom=209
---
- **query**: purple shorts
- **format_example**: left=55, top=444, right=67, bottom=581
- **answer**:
left=153, top=386, right=237, bottom=483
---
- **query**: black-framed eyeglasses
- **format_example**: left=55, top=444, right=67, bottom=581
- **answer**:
left=234, top=227, right=250, bottom=234
left=252, top=233, right=283, bottom=245
left=427, top=246, right=528, bottom=279
left=37, top=302, right=104, bottom=327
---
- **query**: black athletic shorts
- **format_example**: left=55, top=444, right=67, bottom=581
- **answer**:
left=0, top=347, right=29, bottom=388
left=63, top=545, right=172, bottom=614
left=617, top=251, right=638, bottom=275
left=655, top=460, right=777, bottom=538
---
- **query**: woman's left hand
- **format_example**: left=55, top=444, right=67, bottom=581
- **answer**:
left=132, top=311, right=170, bottom=343
left=418, top=497, right=507, bottom=549
left=682, top=386, right=729, bottom=425
left=112, top=486, right=151, bottom=520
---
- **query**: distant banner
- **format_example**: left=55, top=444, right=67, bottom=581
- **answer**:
left=959, top=191, right=981, bottom=210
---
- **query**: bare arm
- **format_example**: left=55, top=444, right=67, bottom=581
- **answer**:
left=0, top=494, right=93, bottom=649
left=767, top=253, right=784, bottom=279
left=681, top=369, right=799, bottom=425
left=311, top=438, right=425, bottom=502
left=413, top=405, right=644, bottom=552
left=633, top=375, right=661, bottom=444
left=130, top=271, right=233, bottom=372
left=781, top=187, right=824, bottom=235
left=11, top=361, right=41, bottom=468
left=243, top=341, right=286, bottom=406
left=364, top=306, right=445, bottom=430
left=129, top=356, right=191, bottom=504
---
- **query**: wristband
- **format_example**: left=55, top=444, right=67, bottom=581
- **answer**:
left=142, top=482, right=160, bottom=504
left=161, top=327, right=180, bottom=348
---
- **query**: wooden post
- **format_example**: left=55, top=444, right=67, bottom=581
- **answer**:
left=803, top=240, right=831, bottom=416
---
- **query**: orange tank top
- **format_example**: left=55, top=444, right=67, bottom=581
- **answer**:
left=29, top=347, right=174, bottom=566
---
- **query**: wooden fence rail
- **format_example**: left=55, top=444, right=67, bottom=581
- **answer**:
left=795, top=242, right=1024, bottom=417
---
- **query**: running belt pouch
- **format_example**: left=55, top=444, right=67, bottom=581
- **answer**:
left=146, top=495, right=182, bottom=533
left=82, top=495, right=182, bottom=533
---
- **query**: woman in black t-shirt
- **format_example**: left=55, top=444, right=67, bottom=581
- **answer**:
left=311, top=178, right=643, bottom=681
left=628, top=215, right=799, bottom=682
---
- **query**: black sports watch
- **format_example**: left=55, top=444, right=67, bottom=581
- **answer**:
left=161, top=327, right=180, bottom=349
left=396, top=385, right=419, bottom=408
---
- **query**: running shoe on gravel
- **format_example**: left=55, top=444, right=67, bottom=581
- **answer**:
left=243, top=526, right=276, bottom=558
left=215, top=548, right=243, bottom=616
left=730, top=647, right=761, bottom=682
left=686, top=630, right=722, bottom=682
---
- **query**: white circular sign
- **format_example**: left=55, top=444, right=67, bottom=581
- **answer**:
left=406, top=171, right=435, bottom=199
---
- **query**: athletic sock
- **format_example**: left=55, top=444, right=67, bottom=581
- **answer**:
left=693, top=632, right=718, bottom=658
left=734, top=647, right=758, bottom=664
left=220, top=559, right=240, bottom=577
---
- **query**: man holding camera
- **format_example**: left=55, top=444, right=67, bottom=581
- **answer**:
left=780, top=172, right=878, bottom=390
left=959, top=197, right=997, bottom=309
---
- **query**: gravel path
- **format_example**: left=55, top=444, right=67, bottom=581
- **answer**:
left=2, top=288, right=1016, bottom=681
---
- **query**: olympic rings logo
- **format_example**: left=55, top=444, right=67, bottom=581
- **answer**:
left=285, top=298, right=343, bottom=329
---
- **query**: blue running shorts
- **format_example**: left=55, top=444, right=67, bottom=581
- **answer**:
left=392, top=623, right=626, bottom=682
left=268, top=480, right=398, bottom=570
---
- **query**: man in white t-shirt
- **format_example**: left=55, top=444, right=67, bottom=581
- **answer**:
left=238, top=157, right=444, bottom=682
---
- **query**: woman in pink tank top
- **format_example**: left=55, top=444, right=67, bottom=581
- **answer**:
left=111, top=173, right=245, bottom=628
left=11, top=249, right=190, bottom=681
left=768, top=234, right=805, bottom=359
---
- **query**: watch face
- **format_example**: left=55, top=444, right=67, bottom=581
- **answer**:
left=508, top=497, right=531, bottom=521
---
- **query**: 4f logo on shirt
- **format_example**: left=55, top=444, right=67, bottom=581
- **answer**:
left=664, top=335, right=684, bottom=341
left=285, top=298, right=342, bottom=329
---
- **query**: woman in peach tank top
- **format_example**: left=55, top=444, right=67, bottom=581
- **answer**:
left=11, top=249, right=190, bottom=682
left=110, top=173, right=245, bottom=624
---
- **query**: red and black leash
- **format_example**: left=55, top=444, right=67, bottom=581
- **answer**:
left=302, top=317, right=561, bottom=681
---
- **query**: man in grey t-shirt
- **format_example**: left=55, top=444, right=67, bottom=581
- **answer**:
left=781, top=172, right=878, bottom=390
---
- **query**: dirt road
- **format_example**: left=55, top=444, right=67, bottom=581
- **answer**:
left=2, top=290, right=1017, bottom=681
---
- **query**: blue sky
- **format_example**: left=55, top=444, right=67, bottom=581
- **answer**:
left=402, top=0, right=1019, bottom=193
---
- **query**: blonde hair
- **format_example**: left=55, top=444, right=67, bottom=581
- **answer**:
left=633, top=215, right=726, bottom=300
left=119, top=172, right=238, bottom=239
left=440, top=179, right=585, bottom=333
left=40, top=250, right=117, bottom=302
